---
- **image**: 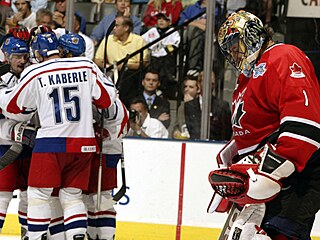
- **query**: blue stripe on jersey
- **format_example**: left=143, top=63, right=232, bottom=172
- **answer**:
left=64, top=220, right=87, bottom=231
left=95, top=217, right=116, bottom=228
left=0, top=219, right=4, bottom=228
left=28, top=223, right=50, bottom=232
left=19, top=216, right=27, bottom=226
left=105, top=154, right=121, bottom=168
left=34, top=138, right=66, bottom=152
left=87, top=218, right=97, bottom=227
left=0, top=114, right=5, bottom=120
left=49, top=223, right=65, bottom=235
left=111, top=102, right=119, bottom=120
left=21, top=109, right=37, bottom=114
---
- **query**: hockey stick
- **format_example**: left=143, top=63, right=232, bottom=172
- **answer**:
left=112, top=140, right=126, bottom=202
left=97, top=20, right=116, bottom=210
left=218, top=203, right=242, bottom=240
left=0, top=143, right=23, bottom=170
left=99, top=139, right=126, bottom=211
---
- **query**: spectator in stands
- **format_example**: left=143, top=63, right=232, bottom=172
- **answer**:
left=142, top=12, right=180, bottom=97
left=35, top=8, right=53, bottom=28
left=0, top=4, right=13, bottom=37
left=178, top=0, right=207, bottom=70
left=94, top=15, right=148, bottom=107
left=127, top=98, right=168, bottom=138
left=143, top=0, right=182, bottom=29
left=10, top=0, right=47, bottom=13
left=172, top=70, right=200, bottom=139
left=51, top=0, right=86, bottom=34
left=6, top=0, right=37, bottom=30
left=139, top=70, right=170, bottom=128
left=174, top=70, right=232, bottom=141
left=90, top=0, right=141, bottom=47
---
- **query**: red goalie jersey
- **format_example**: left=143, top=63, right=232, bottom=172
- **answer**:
left=232, top=43, right=320, bottom=172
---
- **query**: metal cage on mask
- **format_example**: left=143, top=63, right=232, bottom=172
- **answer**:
left=218, top=10, right=268, bottom=77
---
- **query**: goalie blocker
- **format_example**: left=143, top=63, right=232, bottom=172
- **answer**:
left=209, top=144, right=295, bottom=205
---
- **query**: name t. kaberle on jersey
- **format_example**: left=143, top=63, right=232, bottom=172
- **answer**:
left=38, top=70, right=88, bottom=88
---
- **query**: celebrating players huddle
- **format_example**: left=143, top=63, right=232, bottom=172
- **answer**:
left=0, top=26, right=128, bottom=240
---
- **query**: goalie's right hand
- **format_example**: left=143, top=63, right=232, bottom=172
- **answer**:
left=11, top=122, right=36, bottom=148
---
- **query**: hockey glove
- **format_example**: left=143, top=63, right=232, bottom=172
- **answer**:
left=11, top=122, right=36, bottom=148
left=207, top=139, right=239, bottom=213
left=209, top=143, right=295, bottom=205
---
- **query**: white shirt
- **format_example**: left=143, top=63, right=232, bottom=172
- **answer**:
left=79, top=32, right=95, bottom=60
left=142, top=27, right=181, bottom=57
left=128, top=114, right=168, bottom=138
left=19, top=12, right=37, bottom=30
left=54, top=28, right=95, bottom=60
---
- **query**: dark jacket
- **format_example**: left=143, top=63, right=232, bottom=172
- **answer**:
left=139, top=93, right=171, bottom=128
left=184, top=96, right=232, bottom=141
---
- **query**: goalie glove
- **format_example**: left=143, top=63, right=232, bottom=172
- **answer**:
left=207, top=139, right=239, bottom=213
left=11, top=122, right=36, bottom=148
left=209, top=143, right=295, bottom=205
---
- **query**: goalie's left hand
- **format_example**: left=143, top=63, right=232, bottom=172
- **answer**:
left=208, top=143, right=295, bottom=205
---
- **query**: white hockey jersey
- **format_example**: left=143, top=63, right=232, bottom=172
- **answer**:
left=0, top=72, right=35, bottom=145
left=142, top=27, right=181, bottom=57
left=93, top=97, right=129, bottom=154
left=0, top=57, right=117, bottom=153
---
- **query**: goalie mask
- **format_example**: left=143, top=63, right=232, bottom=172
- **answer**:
left=218, top=10, right=268, bottom=77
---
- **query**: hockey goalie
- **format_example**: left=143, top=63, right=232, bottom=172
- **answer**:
left=208, top=10, right=320, bottom=240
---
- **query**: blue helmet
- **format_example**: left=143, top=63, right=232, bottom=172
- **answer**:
left=31, top=32, right=59, bottom=57
left=1, top=37, right=29, bottom=56
left=58, top=33, right=86, bottom=57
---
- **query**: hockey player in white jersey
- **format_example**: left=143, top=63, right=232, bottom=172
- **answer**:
left=0, top=31, right=117, bottom=240
left=58, top=32, right=129, bottom=240
left=0, top=34, right=37, bottom=240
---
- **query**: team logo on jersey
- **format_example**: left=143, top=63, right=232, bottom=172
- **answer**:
left=232, top=88, right=246, bottom=129
left=253, top=63, right=267, bottom=79
left=289, top=63, right=305, bottom=78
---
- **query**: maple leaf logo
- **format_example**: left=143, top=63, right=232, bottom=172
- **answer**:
left=289, top=63, right=305, bottom=78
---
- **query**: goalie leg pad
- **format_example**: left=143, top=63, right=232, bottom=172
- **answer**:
left=227, top=204, right=270, bottom=240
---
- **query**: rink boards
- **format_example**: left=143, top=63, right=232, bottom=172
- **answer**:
left=3, top=138, right=320, bottom=239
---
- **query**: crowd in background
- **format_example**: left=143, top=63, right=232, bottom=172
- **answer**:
left=0, top=0, right=277, bottom=141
